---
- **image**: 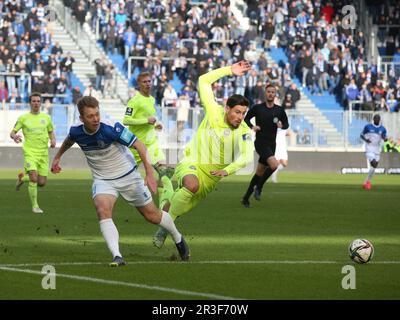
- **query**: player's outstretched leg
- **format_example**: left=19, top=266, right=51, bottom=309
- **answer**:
left=153, top=186, right=194, bottom=248
left=159, top=176, right=174, bottom=210
left=154, top=163, right=175, bottom=180
left=146, top=207, right=190, bottom=261
left=175, top=235, right=190, bottom=261
left=153, top=176, right=175, bottom=248
left=153, top=226, right=169, bottom=249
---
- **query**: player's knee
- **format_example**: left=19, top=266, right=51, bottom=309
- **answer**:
left=182, top=177, right=199, bottom=194
left=270, top=163, right=279, bottom=171
left=184, top=182, right=198, bottom=194
left=29, top=177, right=38, bottom=183
left=96, top=207, right=112, bottom=220
left=256, top=163, right=266, bottom=176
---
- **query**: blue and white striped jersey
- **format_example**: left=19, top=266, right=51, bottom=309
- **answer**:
left=69, top=121, right=137, bottom=180
left=361, top=123, right=387, bottom=154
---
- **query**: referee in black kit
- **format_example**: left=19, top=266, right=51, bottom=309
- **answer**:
left=241, top=84, right=289, bottom=207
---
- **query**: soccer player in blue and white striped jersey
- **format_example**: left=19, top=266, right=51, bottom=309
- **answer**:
left=360, top=114, right=387, bottom=190
left=51, top=96, right=189, bottom=266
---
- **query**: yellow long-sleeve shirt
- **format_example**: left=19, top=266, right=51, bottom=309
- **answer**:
left=182, top=66, right=254, bottom=179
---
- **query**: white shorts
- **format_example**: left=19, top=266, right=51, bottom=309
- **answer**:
left=92, top=170, right=152, bottom=207
left=366, top=152, right=380, bottom=163
left=275, top=144, right=288, bottom=160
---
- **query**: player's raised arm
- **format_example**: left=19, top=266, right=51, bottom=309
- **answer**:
left=198, top=60, right=251, bottom=114
left=51, top=137, right=75, bottom=173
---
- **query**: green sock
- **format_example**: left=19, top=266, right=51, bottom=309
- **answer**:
left=28, top=182, right=39, bottom=208
left=159, top=176, right=174, bottom=210
left=169, top=187, right=194, bottom=221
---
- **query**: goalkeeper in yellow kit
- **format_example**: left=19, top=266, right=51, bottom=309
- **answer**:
left=123, top=72, right=173, bottom=179
left=153, top=61, right=254, bottom=250
left=10, top=93, right=56, bottom=213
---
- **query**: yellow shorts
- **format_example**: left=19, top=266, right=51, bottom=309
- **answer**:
left=174, top=161, right=218, bottom=200
left=24, top=153, right=49, bottom=176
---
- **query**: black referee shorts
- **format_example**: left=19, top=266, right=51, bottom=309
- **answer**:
left=255, top=140, right=276, bottom=166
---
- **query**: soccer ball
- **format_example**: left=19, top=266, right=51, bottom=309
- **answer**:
left=348, top=239, right=374, bottom=264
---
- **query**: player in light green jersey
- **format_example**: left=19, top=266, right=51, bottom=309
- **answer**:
left=123, top=72, right=173, bottom=179
left=10, top=93, right=56, bottom=213
left=153, top=61, right=254, bottom=250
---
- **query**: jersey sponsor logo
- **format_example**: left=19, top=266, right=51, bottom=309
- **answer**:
left=125, top=107, right=133, bottom=116
left=97, top=140, right=106, bottom=148
left=189, top=165, right=197, bottom=170
left=242, top=133, right=251, bottom=141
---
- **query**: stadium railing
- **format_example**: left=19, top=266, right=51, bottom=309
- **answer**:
left=377, top=55, right=400, bottom=76
left=2, top=106, right=399, bottom=150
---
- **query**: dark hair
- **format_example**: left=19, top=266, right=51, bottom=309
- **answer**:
left=265, top=84, right=276, bottom=90
left=77, top=96, right=99, bottom=115
left=29, top=92, right=41, bottom=103
left=373, top=114, right=381, bottom=124
left=226, top=94, right=249, bottom=108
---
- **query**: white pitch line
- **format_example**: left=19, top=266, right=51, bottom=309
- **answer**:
left=0, top=266, right=240, bottom=300
left=1, top=260, right=400, bottom=267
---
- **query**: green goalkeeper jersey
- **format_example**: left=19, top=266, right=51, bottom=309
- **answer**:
left=13, top=112, right=54, bottom=155
left=182, top=66, right=254, bottom=178
left=123, top=92, right=157, bottom=145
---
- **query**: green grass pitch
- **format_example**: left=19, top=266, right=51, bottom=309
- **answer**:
left=0, top=169, right=399, bottom=299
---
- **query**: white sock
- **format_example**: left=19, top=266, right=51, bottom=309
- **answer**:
left=366, top=167, right=375, bottom=182
left=99, top=219, right=122, bottom=258
left=159, top=211, right=182, bottom=244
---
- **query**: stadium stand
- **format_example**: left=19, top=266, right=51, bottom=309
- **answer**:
left=243, top=0, right=399, bottom=145
left=1, top=0, right=399, bottom=148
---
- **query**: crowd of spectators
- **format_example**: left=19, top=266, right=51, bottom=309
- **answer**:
left=246, top=0, right=400, bottom=112
left=62, top=0, right=302, bottom=111
left=0, top=0, right=78, bottom=106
